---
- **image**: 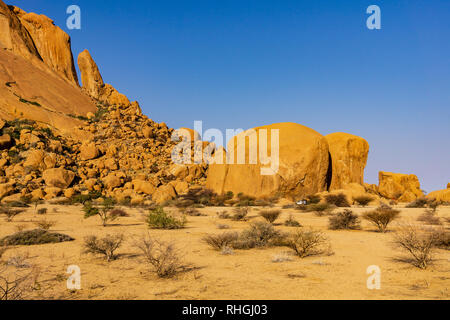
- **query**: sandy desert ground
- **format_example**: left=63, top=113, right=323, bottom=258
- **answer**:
left=0, top=203, right=449, bottom=300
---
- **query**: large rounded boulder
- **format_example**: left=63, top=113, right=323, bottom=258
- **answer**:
left=206, top=122, right=330, bottom=199
left=325, top=132, right=369, bottom=190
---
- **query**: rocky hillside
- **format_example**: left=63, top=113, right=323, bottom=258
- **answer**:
left=0, top=102, right=207, bottom=205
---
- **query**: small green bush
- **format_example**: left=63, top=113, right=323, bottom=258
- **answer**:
left=83, top=198, right=118, bottom=227
left=146, top=207, right=186, bottom=229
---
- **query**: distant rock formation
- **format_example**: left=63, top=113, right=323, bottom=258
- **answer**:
left=11, top=6, right=79, bottom=86
left=325, top=132, right=369, bottom=190
left=78, top=49, right=131, bottom=106
left=206, top=122, right=330, bottom=199
left=377, top=171, right=424, bottom=202
left=427, top=184, right=450, bottom=202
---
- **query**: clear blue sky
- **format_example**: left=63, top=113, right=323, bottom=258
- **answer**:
left=12, top=0, right=450, bottom=192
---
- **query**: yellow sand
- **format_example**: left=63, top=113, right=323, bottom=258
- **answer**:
left=0, top=204, right=449, bottom=300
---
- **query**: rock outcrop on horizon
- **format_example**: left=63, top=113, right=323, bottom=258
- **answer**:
left=377, top=171, right=424, bottom=202
left=427, top=184, right=450, bottom=202
left=78, top=49, right=131, bottom=106
left=11, top=6, right=79, bottom=86
left=206, top=122, right=330, bottom=199
left=325, top=132, right=369, bottom=191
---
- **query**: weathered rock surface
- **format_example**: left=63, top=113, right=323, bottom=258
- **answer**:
left=0, top=2, right=96, bottom=136
left=78, top=49, right=130, bottom=106
left=427, top=185, right=450, bottom=203
left=0, top=2, right=41, bottom=62
left=42, top=168, right=75, bottom=189
left=325, top=132, right=369, bottom=190
left=378, top=171, right=424, bottom=201
left=77, top=49, right=104, bottom=99
left=12, top=7, right=79, bottom=85
left=206, top=122, right=330, bottom=199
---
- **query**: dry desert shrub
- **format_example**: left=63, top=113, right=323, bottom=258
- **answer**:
left=109, top=208, right=129, bottom=218
left=235, top=193, right=257, bottom=207
left=216, top=210, right=230, bottom=219
left=392, top=224, right=440, bottom=269
left=362, top=206, right=401, bottom=232
left=233, top=221, right=284, bottom=249
left=202, top=232, right=239, bottom=251
left=417, top=210, right=442, bottom=226
left=0, top=206, right=25, bottom=222
left=83, top=234, right=124, bottom=262
left=259, top=209, right=281, bottom=224
left=0, top=266, right=37, bottom=300
left=328, top=209, right=361, bottom=230
left=34, top=219, right=56, bottom=231
left=14, top=224, right=27, bottom=233
left=433, top=227, right=450, bottom=250
left=37, top=208, right=48, bottom=215
left=232, top=207, right=249, bottom=221
left=297, top=203, right=334, bottom=216
left=146, top=207, right=186, bottom=229
left=354, top=195, right=374, bottom=207
left=325, top=193, right=351, bottom=208
left=306, top=194, right=322, bottom=204
left=284, top=215, right=301, bottom=227
left=406, top=197, right=430, bottom=209
left=287, top=228, right=332, bottom=258
left=135, top=235, right=185, bottom=278
left=181, top=207, right=204, bottom=217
